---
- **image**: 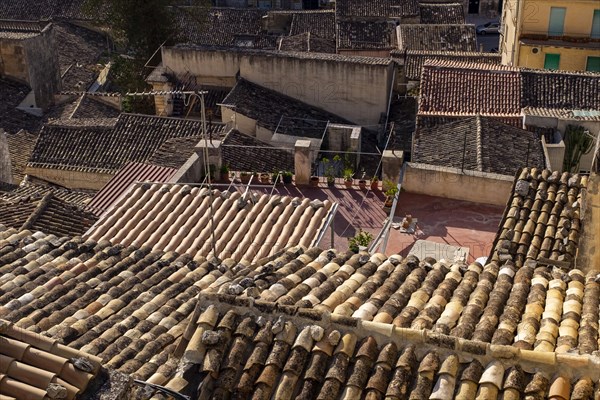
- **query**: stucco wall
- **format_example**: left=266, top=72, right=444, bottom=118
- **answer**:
left=0, top=40, right=28, bottom=82
left=518, top=43, right=600, bottom=71
left=221, top=107, right=258, bottom=136
left=575, top=173, right=600, bottom=274
left=403, top=163, right=514, bottom=206
left=520, top=0, right=600, bottom=38
left=163, top=46, right=394, bottom=126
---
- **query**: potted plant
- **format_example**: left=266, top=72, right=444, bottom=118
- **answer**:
left=383, top=180, right=398, bottom=209
left=220, top=164, right=230, bottom=182
left=281, top=170, right=293, bottom=184
left=240, top=171, right=250, bottom=184
left=322, top=157, right=335, bottom=187
left=260, top=172, right=270, bottom=184
left=309, top=176, right=319, bottom=187
left=343, top=168, right=354, bottom=189
left=357, top=170, right=367, bottom=190
left=348, top=229, right=374, bottom=253
left=370, top=176, right=379, bottom=191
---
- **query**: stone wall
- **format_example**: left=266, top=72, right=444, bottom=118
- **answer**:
left=403, top=163, right=514, bottom=206
left=162, top=46, right=394, bottom=126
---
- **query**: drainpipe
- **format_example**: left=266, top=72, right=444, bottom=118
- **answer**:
left=513, top=0, right=525, bottom=66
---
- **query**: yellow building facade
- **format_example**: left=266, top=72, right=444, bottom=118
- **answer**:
left=501, top=0, right=600, bottom=71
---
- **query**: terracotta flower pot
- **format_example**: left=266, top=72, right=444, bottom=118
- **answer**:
left=358, top=180, right=367, bottom=190
left=344, top=179, right=353, bottom=189
left=309, top=176, right=319, bottom=187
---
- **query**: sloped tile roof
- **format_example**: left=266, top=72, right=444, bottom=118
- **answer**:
left=0, top=20, right=47, bottom=39
left=397, top=24, right=477, bottom=51
left=85, top=183, right=335, bottom=264
left=279, top=33, right=336, bottom=53
left=28, top=114, right=228, bottom=174
left=222, top=130, right=295, bottom=173
left=336, top=20, right=394, bottom=50
left=0, top=78, right=42, bottom=135
left=68, top=95, right=121, bottom=119
left=150, top=295, right=600, bottom=399
left=5, top=130, right=37, bottom=185
left=289, top=10, right=336, bottom=40
left=86, top=162, right=178, bottom=216
left=336, top=0, right=419, bottom=18
left=0, top=192, right=97, bottom=237
left=521, top=69, right=600, bottom=111
left=523, top=107, right=600, bottom=121
left=147, top=136, right=202, bottom=170
left=220, top=79, right=349, bottom=136
left=403, top=50, right=500, bottom=80
left=175, top=7, right=278, bottom=49
left=419, top=60, right=522, bottom=116
left=419, top=2, right=465, bottom=24
left=0, top=319, right=103, bottom=400
left=0, top=182, right=94, bottom=208
left=490, top=168, right=587, bottom=269
left=55, top=23, right=107, bottom=92
left=413, top=116, right=546, bottom=175
left=0, top=0, right=94, bottom=21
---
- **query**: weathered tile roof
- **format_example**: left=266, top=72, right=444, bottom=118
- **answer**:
left=397, top=24, right=477, bottom=51
left=288, top=10, right=336, bottom=40
left=0, top=182, right=94, bottom=208
left=279, top=33, right=336, bottom=53
left=28, top=114, right=228, bottom=174
left=403, top=50, right=501, bottom=80
left=0, top=0, right=94, bottom=21
left=175, top=7, right=277, bottom=49
left=0, top=19, right=47, bottom=39
left=419, top=60, right=522, bottom=116
left=222, top=130, right=295, bottom=173
left=147, top=136, right=202, bottom=170
left=336, top=0, right=419, bottom=18
left=0, top=78, right=42, bottom=135
left=0, top=318, right=103, bottom=400
left=0, top=192, right=97, bottom=237
left=55, top=23, right=107, bottom=92
left=220, top=79, right=349, bottom=137
left=337, top=20, right=394, bottom=50
left=490, top=168, right=587, bottom=269
left=523, top=107, right=600, bottom=121
left=68, top=94, right=121, bottom=119
left=419, top=3, right=465, bottom=24
left=86, top=162, right=178, bottom=216
left=413, top=116, right=546, bottom=175
left=86, top=183, right=335, bottom=264
left=5, top=130, right=37, bottom=185
left=521, top=69, right=600, bottom=111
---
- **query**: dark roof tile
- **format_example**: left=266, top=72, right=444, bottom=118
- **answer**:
left=398, top=24, right=477, bottom=51
left=419, top=3, right=465, bottom=24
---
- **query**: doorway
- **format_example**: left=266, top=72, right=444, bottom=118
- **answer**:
left=469, top=0, right=480, bottom=14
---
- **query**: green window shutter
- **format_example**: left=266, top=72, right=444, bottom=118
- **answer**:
left=592, top=10, right=600, bottom=38
left=587, top=56, right=600, bottom=72
left=548, top=7, right=566, bottom=36
left=544, top=53, right=560, bottom=69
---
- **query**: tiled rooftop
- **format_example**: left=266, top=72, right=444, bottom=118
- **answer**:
left=0, top=182, right=94, bottom=209
left=222, top=130, right=295, bottom=173
left=403, top=50, right=501, bottom=80
left=279, top=33, right=336, bottom=53
left=336, top=20, right=394, bottom=50
left=413, top=116, right=546, bottom=175
left=0, top=0, right=94, bottom=20
left=220, top=79, right=349, bottom=136
left=419, top=3, right=465, bottom=24
left=86, top=162, right=178, bottom=216
left=145, top=296, right=600, bottom=399
left=28, top=114, right=228, bottom=174
left=5, top=129, right=37, bottom=185
left=336, top=0, right=419, bottom=18
left=85, top=183, right=336, bottom=264
left=0, top=192, right=97, bottom=237
left=419, top=60, right=522, bottom=116
left=523, top=107, right=600, bottom=121
left=147, top=136, right=202, bottom=170
left=0, top=78, right=42, bottom=135
left=0, top=318, right=103, bottom=400
left=0, top=19, right=47, bottom=39
left=397, top=24, right=477, bottom=52
left=288, top=10, right=336, bottom=40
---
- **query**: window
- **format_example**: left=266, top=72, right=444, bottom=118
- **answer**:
left=587, top=56, right=600, bottom=72
left=548, top=7, right=566, bottom=36
left=544, top=53, right=560, bottom=70
left=592, top=10, right=600, bottom=39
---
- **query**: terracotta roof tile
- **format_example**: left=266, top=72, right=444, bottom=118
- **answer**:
left=336, top=0, right=419, bottom=18
left=413, top=116, right=546, bottom=175
left=403, top=50, right=500, bottom=81
left=0, top=319, right=102, bottom=400
left=0, top=0, right=95, bottom=21
left=0, top=182, right=94, bottom=209
left=222, top=130, right=295, bottom=173
left=28, top=114, right=228, bottom=174
left=337, top=20, right=394, bottom=50
left=279, top=33, right=336, bottom=53
left=5, top=130, right=37, bottom=185
left=397, top=24, right=477, bottom=52
left=288, top=10, right=335, bottom=40
left=0, top=78, right=42, bottom=135
left=85, top=183, right=336, bottom=264
left=86, top=162, right=178, bottom=216
left=147, top=136, right=202, bottom=170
